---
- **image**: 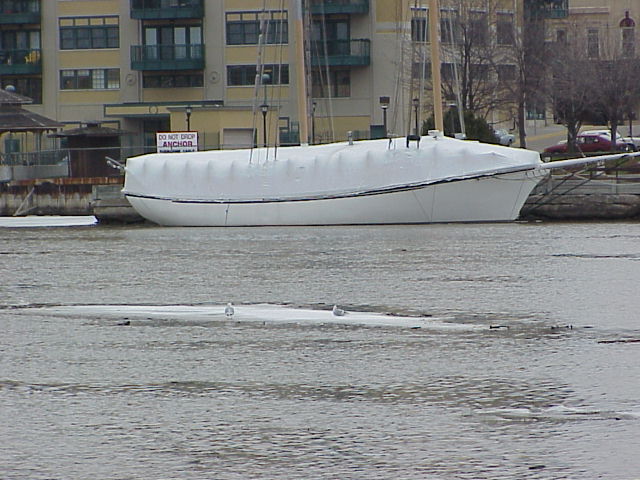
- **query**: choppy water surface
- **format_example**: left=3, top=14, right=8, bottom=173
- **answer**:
left=1, top=221, right=639, bottom=479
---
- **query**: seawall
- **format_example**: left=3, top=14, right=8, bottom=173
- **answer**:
left=2, top=178, right=640, bottom=223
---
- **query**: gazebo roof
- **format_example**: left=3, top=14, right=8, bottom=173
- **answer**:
left=0, top=87, right=32, bottom=106
left=0, top=107, right=63, bottom=134
left=0, top=87, right=62, bottom=134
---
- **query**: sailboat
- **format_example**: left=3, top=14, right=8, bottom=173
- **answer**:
left=122, top=0, right=635, bottom=227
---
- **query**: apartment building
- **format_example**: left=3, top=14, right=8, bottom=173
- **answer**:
left=545, top=0, right=637, bottom=57
left=0, top=0, right=525, bottom=156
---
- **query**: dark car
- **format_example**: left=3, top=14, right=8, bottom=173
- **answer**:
left=544, top=134, right=634, bottom=154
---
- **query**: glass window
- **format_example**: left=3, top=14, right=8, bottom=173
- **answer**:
left=142, top=73, right=203, bottom=88
left=622, top=28, right=635, bottom=57
left=411, top=16, right=428, bottom=42
left=60, top=68, right=120, bottom=90
left=311, top=68, right=350, bottom=97
left=226, top=11, right=288, bottom=45
left=77, top=69, right=91, bottom=89
left=227, top=64, right=289, bottom=86
left=59, top=16, right=119, bottom=50
left=469, top=11, right=488, bottom=45
left=107, top=69, right=120, bottom=89
left=497, top=13, right=514, bottom=45
left=587, top=28, right=599, bottom=58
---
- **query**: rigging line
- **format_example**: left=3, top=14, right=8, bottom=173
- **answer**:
left=417, top=2, right=427, bottom=133
left=406, top=0, right=420, bottom=137
left=447, top=0, right=465, bottom=136
left=319, top=5, right=336, bottom=143
left=390, top=0, right=406, bottom=137
left=310, top=2, right=335, bottom=144
left=272, top=0, right=287, bottom=156
left=249, top=6, right=269, bottom=163
left=258, top=6, right=274, bottom=160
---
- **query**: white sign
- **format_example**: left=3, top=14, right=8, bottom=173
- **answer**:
left=156, top=131, right=198, bottom=153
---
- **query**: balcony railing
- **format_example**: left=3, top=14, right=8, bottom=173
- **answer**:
left=131, top=44, right=204, bottom=71
left=309, top=0, right=368, bottom=15
left=525, top=0, right=568, bottom=19
left=0, top=48, right=42, bottom=74
left=311, top=39, right=370, bottom=67
left=0, top=0, right=40, bottom=24
left=130, top=0, right=204, bottom=19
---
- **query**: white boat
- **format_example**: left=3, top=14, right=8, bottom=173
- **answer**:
left=123, top=134, right=547, bottom=226
left=121, top=0, right=638, bottom=227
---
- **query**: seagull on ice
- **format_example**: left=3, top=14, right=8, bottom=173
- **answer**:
left=225, top=303, right=235, bottom=318
left=332, top=305, right=346, bottom=317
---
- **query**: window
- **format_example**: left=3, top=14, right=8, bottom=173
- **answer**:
left=497, top=64, right=516, bottom=83
left=411, top=10, right=428, bottom=42
left=622, top=28, right=635, bottom=56
left=440, top=9, right=461, bottom=44
left=227, top=64, right=289, bottom=86
left=60, top=68, right=120, bottom=90
left=587, top=28, right=599, bottom=58
left=143, top=73, right=203, bottom=88
left=620, top=11, right=636, bottom=57
left=496, top=13, right=514, bottom=45
left=527, top=100, right=546, bottom=120
left=59, top=16, right=119, bottom=50
left=311, top=68, right=350, bottom=98
left=1, top=77, right=41, bottom=103
left=226, top=11, right=288, bottom=45
left=412, top=61, right=431, bottom=80
left=469, top=11, right=488, bottom=45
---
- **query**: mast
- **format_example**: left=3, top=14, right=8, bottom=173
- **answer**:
left=428, top=0, right=444, bottom=132
left=292, top=0, right=310, bottom=145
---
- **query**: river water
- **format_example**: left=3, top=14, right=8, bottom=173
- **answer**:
left=1, top=220, right=639, bottom=479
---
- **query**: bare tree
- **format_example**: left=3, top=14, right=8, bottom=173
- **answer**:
left=439, top=0, right=504, bottom=118
left=590, top=39, right=640, bottom=150
left=547, top=25, right=598, bottom=153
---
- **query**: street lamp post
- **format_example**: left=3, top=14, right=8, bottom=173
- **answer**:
left=261, top=73, right=270, bottom=147
left=412, top=98, right=420, bottom=136
left=260, top=103, right=268, bottom=147
left=379, top=96, right=390, bottom=137
left=311, top=101, right=317, bottom=144
left=185, top=106, right=192, bottom=131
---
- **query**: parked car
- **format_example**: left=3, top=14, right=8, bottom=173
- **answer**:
left=494, top=128, right=515, bottom=146
left=543, top=133, right=634, bottom=154
left=582, top=129, right=639, bottom=151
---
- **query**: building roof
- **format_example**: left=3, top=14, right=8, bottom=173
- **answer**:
left=0, top=87, right=32, bottom=106
left=0, top=106, right=63, bottom=134
left=49, top=122, right=128, bottom=138
left=0, top=87, right=62, bottom=134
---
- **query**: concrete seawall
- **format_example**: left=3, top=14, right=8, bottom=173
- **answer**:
left=2, top=178, right=640, bottom=223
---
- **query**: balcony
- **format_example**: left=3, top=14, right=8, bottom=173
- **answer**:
left=309, top=0, right=369, bottom=15
left=525, top=0, right=568, bottom=20
left=130, top=0, right=203, bottom=20
left=311, top=39, right=370, bottom=67
left=0, top=49, right=41, bottom=75
left=0, top=0, right=40, bottom=24
left=131, top=44, right=204, bottom=71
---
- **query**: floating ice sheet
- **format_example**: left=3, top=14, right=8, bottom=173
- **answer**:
left=35, top=303, right=478, bottom=331
left=0, top=216, right=97, bottom=228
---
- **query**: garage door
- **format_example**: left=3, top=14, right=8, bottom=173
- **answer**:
left=222, top=128, right=255, bottom=149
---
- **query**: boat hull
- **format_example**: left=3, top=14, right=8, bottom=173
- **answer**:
left=125, top=170, right=543, bottom=226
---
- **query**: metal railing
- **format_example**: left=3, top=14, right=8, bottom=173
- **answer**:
left=1, top=149, right=69, bottom=167
left=131, top=44, right=204, bottom=70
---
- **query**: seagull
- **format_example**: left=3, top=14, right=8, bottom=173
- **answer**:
left=225, top=303, right=235, bottom=318
left=332, top=305, right=346, bottom=316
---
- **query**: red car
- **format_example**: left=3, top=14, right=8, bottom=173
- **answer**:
left=544, top=134, right=634, bottom=154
